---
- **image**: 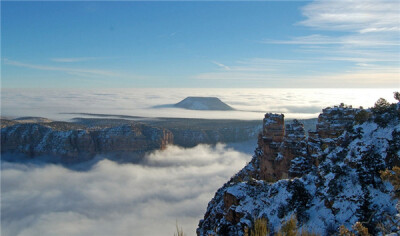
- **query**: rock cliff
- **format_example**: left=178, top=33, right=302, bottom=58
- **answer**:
left=73, top=117, right=264, bottom=148
left=1, top=121, right=173, bottom=163
left=198, top=102, right=400, bottom=235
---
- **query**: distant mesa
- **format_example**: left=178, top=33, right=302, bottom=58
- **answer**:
left=14, top=117, right=53, bottom=123
left=174, top=97, right=234, bottom=111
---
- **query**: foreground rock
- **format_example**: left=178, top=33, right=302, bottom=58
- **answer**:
left=198, top=102, right=400, bottom=235
left=1, top=121, right=173, bottom=163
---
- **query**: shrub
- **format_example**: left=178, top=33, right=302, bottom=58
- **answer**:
left=394, top=91, right=400, bottom=102
left=354, top=110, right=370, bottom=124
left=174, top=222, right=185, bottom=236
left=299, top=228, right=319, bottom=236
left=372, top=98, right=391, bottom=114
left=352, top=222, right=369, bottom=236
left=338, top=222, right=369, bottom=236
left=250, top=218, right=269, bottom=236
left=277, top=215, right=298, bottom=236
left=339, top=225, right=354, bottom=236
left=380, top=166, right=400, bottom=199
left=371, top=97, right=399, bottom=127
left=287, top=180, right=312, bottom=224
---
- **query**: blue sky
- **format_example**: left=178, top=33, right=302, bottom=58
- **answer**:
left=2, top=1, right=399, bottom=88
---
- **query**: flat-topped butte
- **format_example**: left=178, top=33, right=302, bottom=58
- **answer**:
left=174, top=97, right=234, bottom=111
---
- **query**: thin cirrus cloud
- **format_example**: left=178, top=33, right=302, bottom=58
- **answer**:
left=298, top=0, right=400, bottom=33
left=196, top=58, right=315, bottom=84
left=209, top=58, right=303, bottom=73
left=50, top=57, right=107, bottom=63
left=303, top=71, right=399, bottom=87
left=3, top=58, right=121, bottom=78
left=263, top=34, right=400, bottom=47
left=212, top=61, right=231, bottom=71
left=294, top=0, right=399, bottom=52
left=263, top=0, right=399, bottom=52
left=199, top=0, right=399, bottom=86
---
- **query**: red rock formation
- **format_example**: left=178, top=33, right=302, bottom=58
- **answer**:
left=223, top=192, right=243, bottom=224
left=258, top=114, right=309, bottom=180
left=258, top=113, right=287, bottom=181
left=257, top=106, right=359, bottom=181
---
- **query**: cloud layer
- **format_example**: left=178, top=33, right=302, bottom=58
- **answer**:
left=1, top=144, right=251, bottom=236
left=1, top=88, right=396, bottom=121
left=299, top=0, right=400, bottom=33
left=198, top=0, right=399, bottom=87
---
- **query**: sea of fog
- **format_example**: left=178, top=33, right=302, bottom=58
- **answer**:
left=1, top=88, right=396, bottom=121
left=1, top=88, right=397, bottom=236
left=1, top=144, right=254, bottom=236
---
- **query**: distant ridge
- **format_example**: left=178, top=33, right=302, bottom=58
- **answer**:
left=174, top=97, right=234, bottom=111
left=14, top=117, right=53, bottom=123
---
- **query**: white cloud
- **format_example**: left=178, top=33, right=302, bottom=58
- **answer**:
left=205, top=2, right=400, bottom=87
left=264, top=34, right=399, bottom=47
left=3, top=59, right=121, bottom=78
left=1, top=144, right=251, bottom=236
left=299, top=0, right=400, bottom=33
left=51, top=57, right=105, bottom=63
left=258, top=0, right=400, bottom=82
left=211, top=61, right=231, bottom=71
left=2, top=58, right=153, bottom=84
left=194, top=71, right=273, bottom=81
left=1, top=88, right=397, bottom=122
left=195, top=58, right=312, bottom=84
left=303, top=71, right=400, bottom=87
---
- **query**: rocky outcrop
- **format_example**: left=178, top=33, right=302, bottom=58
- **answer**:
left=1, top=122, right=173, bottom=163
left=317, top=104, right=359, bottom=140
left=198, top=103, right=400, bottom=235
left=257, top=106, right=361, bottom=182
left=257, top=114, right=308, bottom=181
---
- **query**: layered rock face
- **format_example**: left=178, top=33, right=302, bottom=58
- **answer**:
left=72, top=117, right=264, bottom=148
left=258, top=114, right=308, bottom=181
left=198, top=104, right=400, bottom=235
left=1, top=122, right=173, bottom=162
left=317, top=105, right=358, bottom=139
left=258, top=106, right=361, bottom=181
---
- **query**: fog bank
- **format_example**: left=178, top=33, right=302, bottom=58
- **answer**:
left=1, top=144, right=251, bottom=236
left=2, top=88, right=395, bottom=121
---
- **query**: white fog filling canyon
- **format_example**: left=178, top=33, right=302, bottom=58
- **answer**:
left=1, top=144, right=252, bottom=236
left=1, top=88, right=397, bottom=236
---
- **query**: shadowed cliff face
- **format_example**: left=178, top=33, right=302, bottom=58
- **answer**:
left=198, top=103, right=400, bottom=236
left=1, top=122, right=173, bottom=163
left=1, top=117, right=269, bottom=160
